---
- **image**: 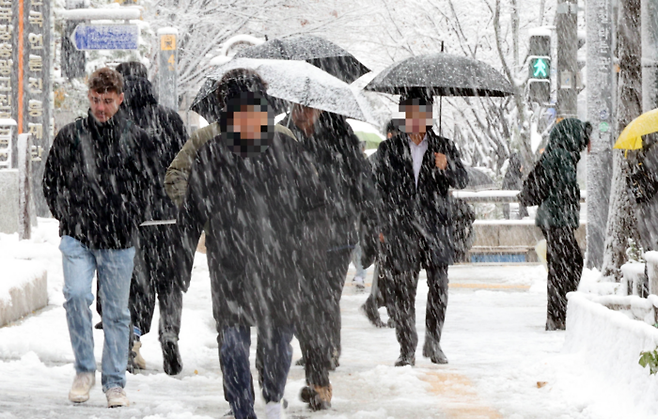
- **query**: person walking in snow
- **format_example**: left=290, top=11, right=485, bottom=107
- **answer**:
left=518, top=118, right=591, bottom=331
left=372, top=90, right=468, bottom=367
left=176, top=69, right=328, bottom=419
left=502, top=152, right=528, bottom=219
left=280, top=105, right=372, bottom=411
left=360, top=119, right=398, bottom=328
left=114, top=61, right=188, bottom=375
left=43, top=67, right=157, bottom=408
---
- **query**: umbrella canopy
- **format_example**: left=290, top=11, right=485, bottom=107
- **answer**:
left=233, top=34, right=370, bottom=84
left=613, top=108, right=658, bottom=150
left=190, top=58, right=369, bottom=121
left=364, top=53, right=514, bottom=97
left=346, top=119, right=385, bottom=149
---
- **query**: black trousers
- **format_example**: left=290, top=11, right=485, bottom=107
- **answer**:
left=382, top=262, right=449, bottom=357
left=129, top=225, right=183, bottom=343
left=297, top=247, right=352, bottom=387
left=541, top=227, right=583, bottom=330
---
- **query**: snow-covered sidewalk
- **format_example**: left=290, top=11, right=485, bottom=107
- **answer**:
left=0, top=219, right=654, bottom=418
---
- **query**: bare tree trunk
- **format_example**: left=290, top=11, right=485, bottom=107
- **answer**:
left=601, top=0, right=642, bottom=281
left=493, top=0, right=533, bottom=165
left=511, top=0, right=519, bottom=69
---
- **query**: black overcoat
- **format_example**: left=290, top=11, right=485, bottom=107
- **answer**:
left=372, top=130, right=468, bottom=271
left=177, top=130, right=328, bottom=328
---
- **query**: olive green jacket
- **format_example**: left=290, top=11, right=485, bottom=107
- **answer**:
left=165, top=122, right=296, bottom=207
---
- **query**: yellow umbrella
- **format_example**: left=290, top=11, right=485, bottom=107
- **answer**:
left=614, top=108, right=658, bottom=150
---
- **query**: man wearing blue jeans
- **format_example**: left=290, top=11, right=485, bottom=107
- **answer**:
left=43, top=67, right=156, bottom=408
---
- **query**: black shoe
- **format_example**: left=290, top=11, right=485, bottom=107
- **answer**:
left=295, top=357, right=306, bottom=367
left=360, top=300, right=386, bottom=328
left=423, top=340, right=448, bottom=364
left=162, top=339, right=183, bottom=375
left=394, top=353, right=415, bottom=367
left=94, top=321, right=103, bottom=330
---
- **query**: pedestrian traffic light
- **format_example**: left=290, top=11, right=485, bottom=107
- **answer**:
left=527, top=33, right=552, bottom=104
left=530, top=57, right=550, bottom=79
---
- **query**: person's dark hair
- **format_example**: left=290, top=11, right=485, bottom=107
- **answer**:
left=385, top=119, right=399, bottom=136
left=115, top=61, right=148, bottom=79
left=215, top=68, right=268, bottom=110
left=88, top=67, right=124, bottom=94
left=399, top=87, right=434, bottom=106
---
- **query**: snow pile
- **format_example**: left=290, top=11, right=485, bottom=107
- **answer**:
left=0, top=230, right=53, bottom=304
left=565, top=292, right=658, bottom=414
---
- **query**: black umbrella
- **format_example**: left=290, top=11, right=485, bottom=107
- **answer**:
left=233, top=34, right=370, bottom=84
left=364, top=53, right=514, bottom=97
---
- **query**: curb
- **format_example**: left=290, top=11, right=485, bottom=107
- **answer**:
left=0, top=270, right=48, bottom=327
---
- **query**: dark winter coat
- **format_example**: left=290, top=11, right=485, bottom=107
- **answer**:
left=177, top=129, right=328, bottom=327
left=281, top=113, right=374, bottom=249
left=631, top=141, right=658, bottom=251
left=43, top=110, right=157, bottom=249
left=518, top=118, right=588, bottom=229
left=372, top=130, right=468, bottom=271
left=121, top=75, right=188, bottom=220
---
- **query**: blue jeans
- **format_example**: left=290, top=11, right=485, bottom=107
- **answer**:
left=59, top=235, right=135, bottom=392
left=221, top=324, right=293, bottom=419
left=351, top=242, right=366, bottom=278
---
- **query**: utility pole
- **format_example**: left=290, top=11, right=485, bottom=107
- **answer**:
left=642, top=0, right=658, bottom=112
left=556, top=0, right=578, bottom=119
left=586, top=0, right=615, bottom=269
left=157, top=28, right=179, bottom=111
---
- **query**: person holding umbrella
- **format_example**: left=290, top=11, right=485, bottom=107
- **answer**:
left=371, top=89, right=468, bottom=366
left=176, top=68, right=328, bottom=419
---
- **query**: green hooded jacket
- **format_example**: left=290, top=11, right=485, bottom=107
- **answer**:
left=519, top=118, right=588, bottom=229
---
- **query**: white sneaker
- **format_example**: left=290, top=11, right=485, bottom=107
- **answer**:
left=265, top=401, right=285, bottom=419
left=106, top=387, right=130, bottom=408
left=353, top=275, right=365, bottom=289
left=68, top=372, right=95, bottom=403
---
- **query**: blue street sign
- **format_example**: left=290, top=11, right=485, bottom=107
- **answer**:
left=72, top=24, right=139, bottom=50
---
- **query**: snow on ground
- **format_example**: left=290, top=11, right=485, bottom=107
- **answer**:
left=0, top=219, right=656, bottom=418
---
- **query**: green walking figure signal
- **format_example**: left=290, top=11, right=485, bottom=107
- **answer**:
left=533, top=58, right=548, bottom=78
left=529, top=57, right=551, bottom=80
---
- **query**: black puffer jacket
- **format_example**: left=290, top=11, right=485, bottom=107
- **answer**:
left=43, top=110, right=157, bottom=249
left=177, top=129, right=328, bottom=327
left=121, top=75, right=188, bottom=220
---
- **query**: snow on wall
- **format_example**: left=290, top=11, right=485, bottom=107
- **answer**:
left=565, top=292, right=658, bottom=412
left=0, top=259, right=47, bottom=304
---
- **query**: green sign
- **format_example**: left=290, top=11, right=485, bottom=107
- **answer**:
left=529, top=57, right=550, bottom=79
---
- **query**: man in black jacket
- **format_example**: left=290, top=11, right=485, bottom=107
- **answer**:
left=115, top=61, right=188, bottom=375
left=177, top=69, right=328, bottom=419
left=280, top=106, right=372, bottom=410
left=373, top=90, right=468, bottom=367
left=43, top=67, right=157, bottom=408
